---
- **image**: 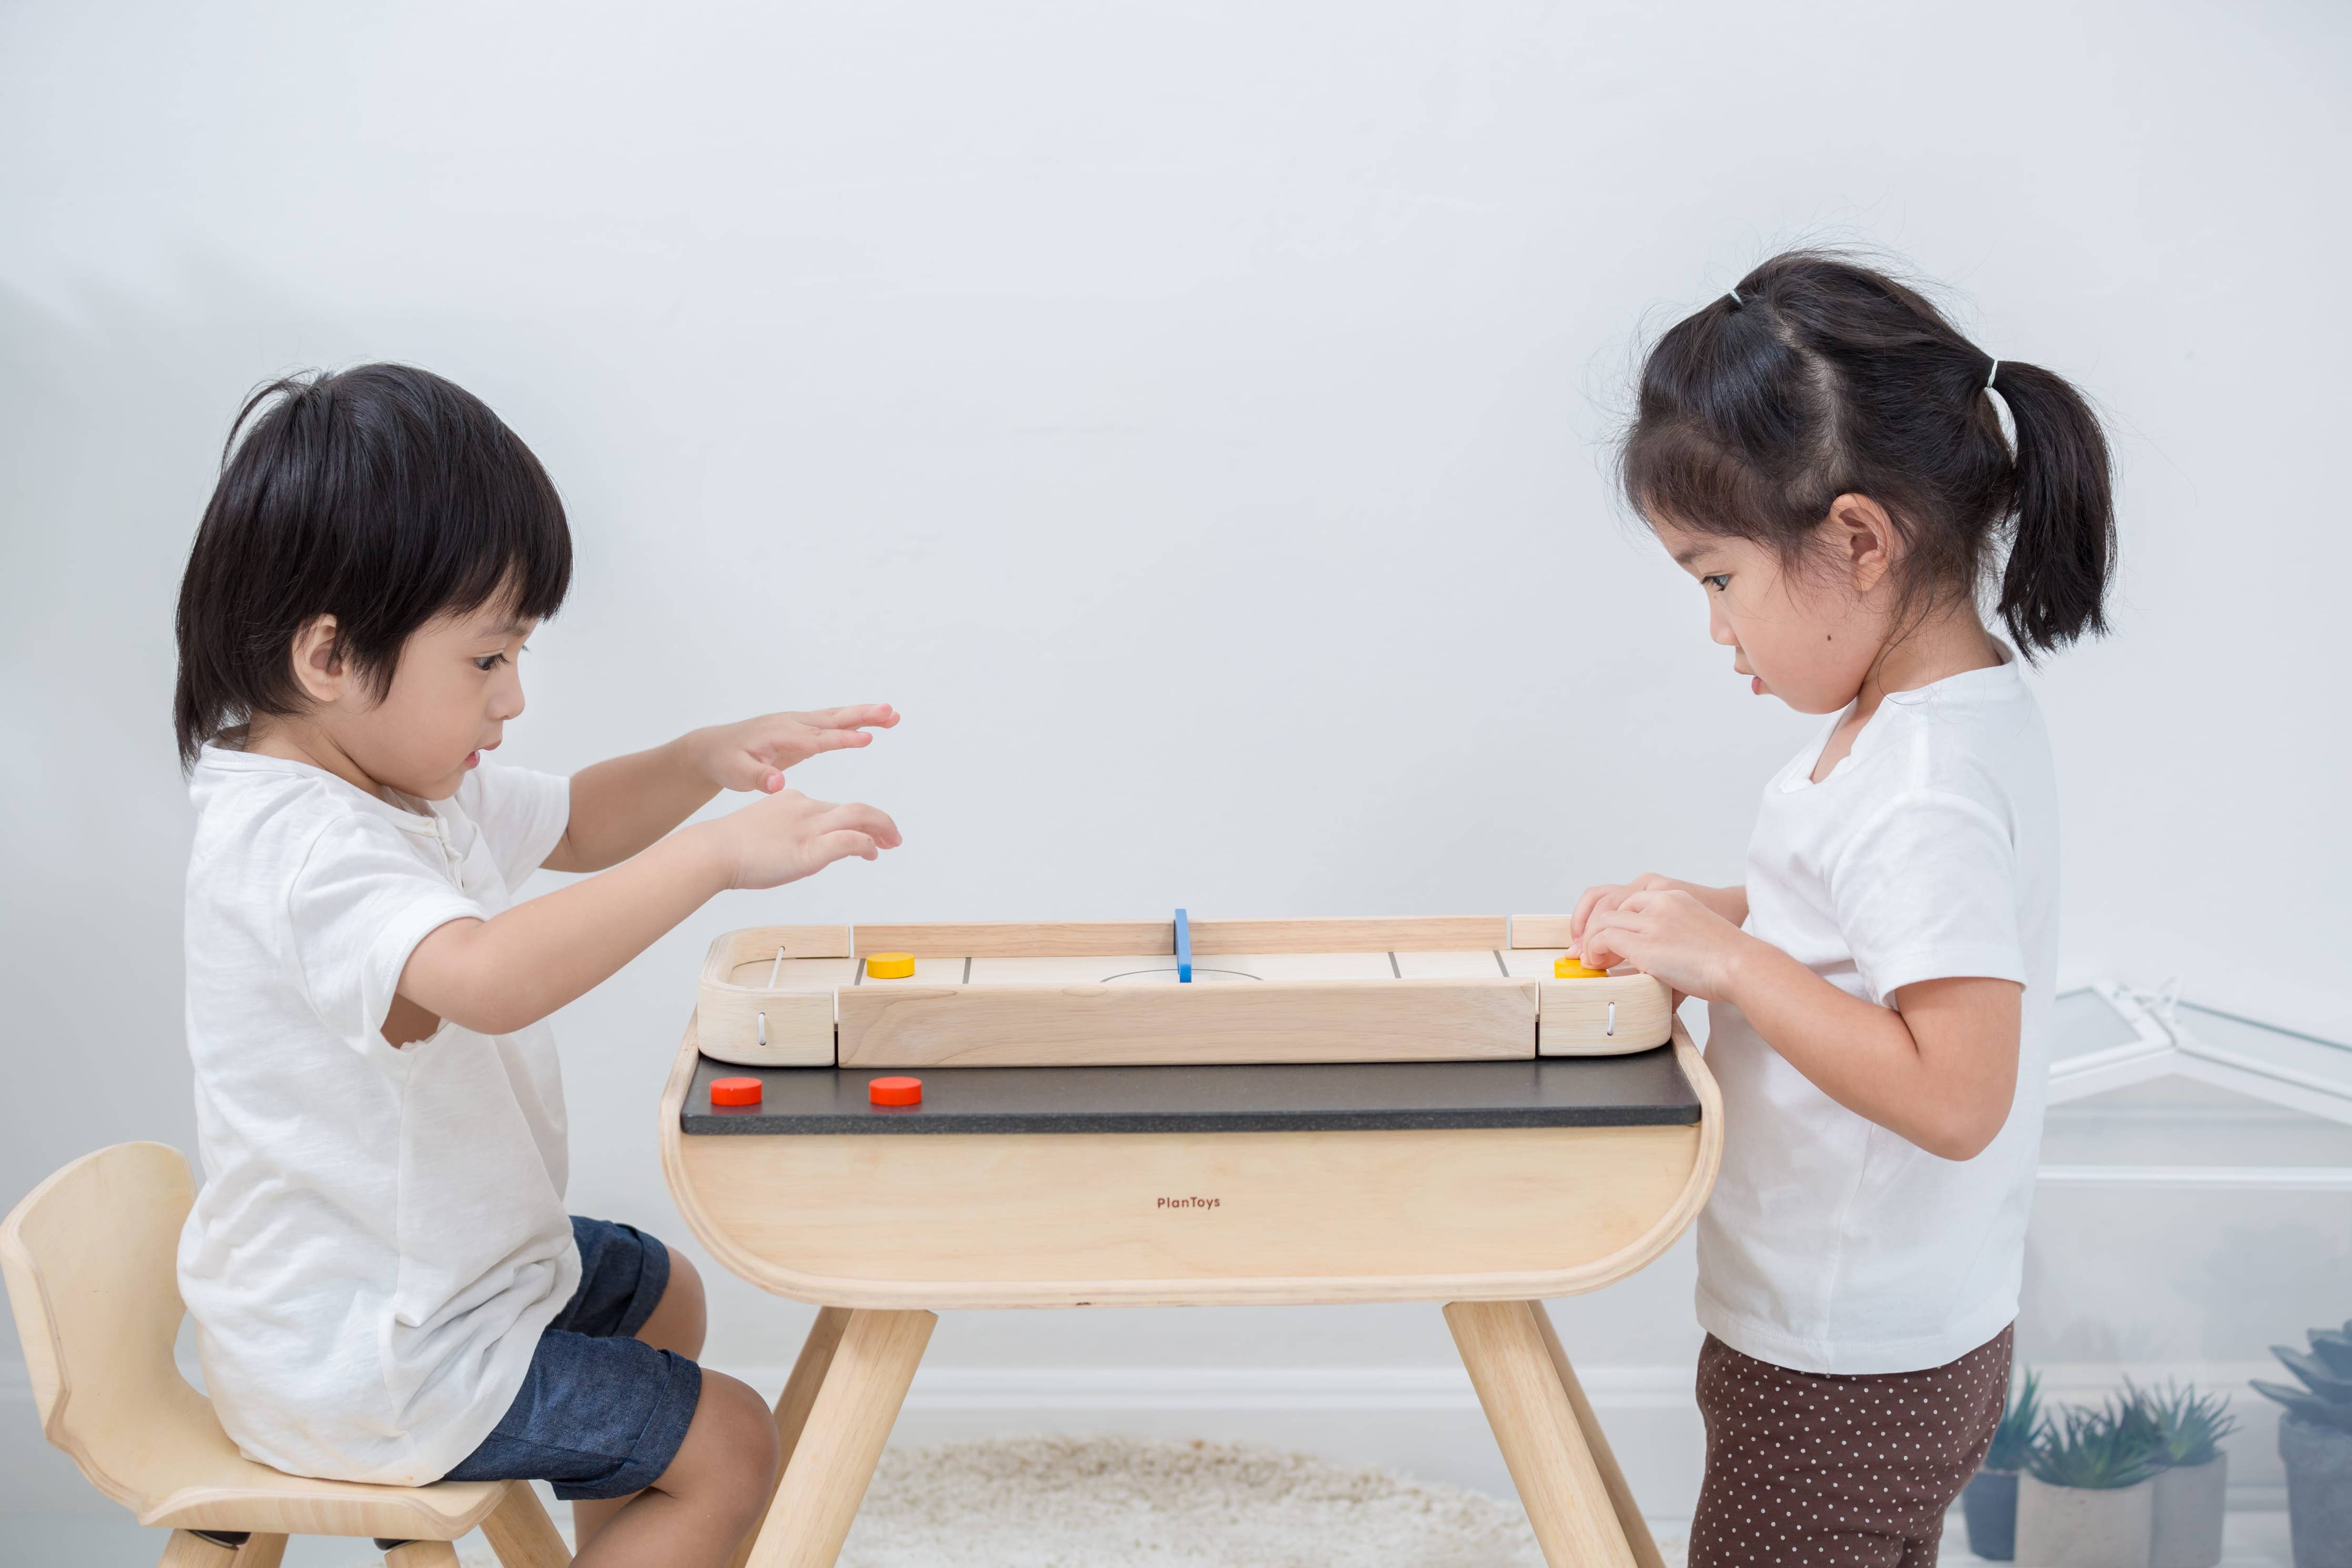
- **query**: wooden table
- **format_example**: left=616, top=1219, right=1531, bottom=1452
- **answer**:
left=658, top=1009, right=1722, bottom=1568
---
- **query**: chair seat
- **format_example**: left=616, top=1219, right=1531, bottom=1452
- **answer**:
left=139, top=1471, right=510, bottom=1540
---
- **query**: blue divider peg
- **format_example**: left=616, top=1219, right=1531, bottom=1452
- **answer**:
left=1175, top=907, right=1192, bottom=983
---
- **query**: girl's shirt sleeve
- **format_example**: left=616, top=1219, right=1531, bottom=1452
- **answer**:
left=1829, top=788, right=2027, bottom=1004
left=286, top=818, right=485, bottom=1053
left=455, top=763, right=573, bottom=889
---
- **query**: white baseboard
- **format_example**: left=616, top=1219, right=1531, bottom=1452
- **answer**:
left=0, top=1358, right=2297, bottom=1522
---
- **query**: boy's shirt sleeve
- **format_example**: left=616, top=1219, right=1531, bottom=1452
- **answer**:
left=287, top=818, right=486, bottom=1053
left=1830, top=788, right=2027, bottom=1005
left=457, top=762, right=573, bottom=890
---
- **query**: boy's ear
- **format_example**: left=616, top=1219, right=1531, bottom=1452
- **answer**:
left=287, top=615, right=346, bottom=705
left=1826, top=493, right=1898, bottom=593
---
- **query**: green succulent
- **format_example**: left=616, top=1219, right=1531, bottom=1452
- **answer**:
left=2027, top=1401, right=2165, bottom=1490
left=2125, top=1379, right=2238, bottom=1468
left=2253, top=1319, right=2352, bottom=1436
left=1984, top=1368, right=2042, bottom=1472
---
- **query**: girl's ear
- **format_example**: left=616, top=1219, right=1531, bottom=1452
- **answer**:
left=1825, top=493, right=1899, bottom=593
left=287, top=615, right=346, bottom=705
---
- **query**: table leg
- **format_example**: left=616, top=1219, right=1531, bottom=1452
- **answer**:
left=1529, top=1301, right=1668, bottom=1568
left=1446, top=1300, right=1637, bottom=1568
left=726, top=1308, right=854, bottom=1568
left=741, top=1308, right=935, bottom=1568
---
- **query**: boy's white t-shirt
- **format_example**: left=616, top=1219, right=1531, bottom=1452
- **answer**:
left=1696, top=655, right=2057, bottom=1376
left=177, top=745, right=581, bottom=1486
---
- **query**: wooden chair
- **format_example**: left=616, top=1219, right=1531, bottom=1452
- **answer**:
left=2, top=1142, right=572, bottom=1568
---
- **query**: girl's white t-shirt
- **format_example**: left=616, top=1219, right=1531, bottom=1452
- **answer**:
left=176, top=745, right=581, bottom=1486
left=1696, top=656, right=2057, bottom=1376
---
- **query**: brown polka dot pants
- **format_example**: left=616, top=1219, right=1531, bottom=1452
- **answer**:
left=1686, top=1323, right=2012, bottom=1568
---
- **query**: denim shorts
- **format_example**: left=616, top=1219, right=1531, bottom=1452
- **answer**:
left=442, top=1216, right=702, bottom=1500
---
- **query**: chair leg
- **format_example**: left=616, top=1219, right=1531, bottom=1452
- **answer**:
left=230, top=1536, right=289, bottom=1568
left=383, top=1544, right=462, bottom=1568
left=483, top=1482, right=574, bottom=1567
left=159, top=1531, right=239, bottom=1568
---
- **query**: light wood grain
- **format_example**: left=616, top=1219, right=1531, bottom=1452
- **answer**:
left=1509, top=915, right=1580, bottom=950
left=1539, top=976, right=1673, bottom=1054
left=1533, top=1302, right=1668, bottom=1568
left=853, top=922, right=1175, bottom=958
left=661, top=1016, right=1721, bottom=1310
left=722, top=1308, right=850, bottom=1568
left=230, top=1534, right=290, bottom=1568
left=479, top=1485, right=571, bottom=1568
left=1190, top=917, right=1507, bottom=954
left=1394, top=950, right=1509, bottom=979
left=697, top=928, right=850, bottom=1067
left=744, top=1310, right=934, bottom=1568
left=0, top=1143, right=516, bottom=1543
left=1447, top=1300, right=1637, bottom=1568
left=836, top=976, right=1535, bottom=1068
left=382, top=1544, right=462, bottom=1568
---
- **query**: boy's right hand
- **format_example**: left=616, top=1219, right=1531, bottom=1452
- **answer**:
left=704, top=788, right=902, bottom=891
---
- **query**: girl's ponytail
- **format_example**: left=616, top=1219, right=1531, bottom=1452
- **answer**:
left=1988, top=359, right=2116, bottom=656
left=1621, top=251, right=2118, bottom=665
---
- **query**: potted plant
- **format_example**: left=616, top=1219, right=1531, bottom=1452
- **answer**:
left=2131, top=1380, right=2238, bottom=1568
left=2253, top=1318, right=2352, bottom=1568
left=1964, top=1368, right=2042, bottom=1560
left=2015, top=1400, right=2164, bottom=1567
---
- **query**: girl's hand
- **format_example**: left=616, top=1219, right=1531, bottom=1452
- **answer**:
left=695, top=705, right=900, bottom=793
left=1578, top=887, right=1760, bottom=1003
left=703, top=789, right=903, bottom=890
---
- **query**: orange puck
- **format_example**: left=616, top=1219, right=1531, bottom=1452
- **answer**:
left=868, top=1076, right=922, bottom=1107
left=710, top=1076, right=762, bottom=1107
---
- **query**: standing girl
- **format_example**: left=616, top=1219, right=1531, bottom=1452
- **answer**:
left=1571, top=252, right=2115, bottom=1566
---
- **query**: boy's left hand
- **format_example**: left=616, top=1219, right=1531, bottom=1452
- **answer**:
left=1579, top=887, right=1759, bottom=1003
left=695, top=705, right=900, bottom=793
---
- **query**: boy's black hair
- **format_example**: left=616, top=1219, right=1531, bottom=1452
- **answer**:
left=173, top=364, right=572, bottom=767
left=1619, top=251, right=2115, bottom=659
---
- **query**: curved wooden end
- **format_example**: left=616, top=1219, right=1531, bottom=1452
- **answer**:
left=661, top=1014, right=1722, bottom=1310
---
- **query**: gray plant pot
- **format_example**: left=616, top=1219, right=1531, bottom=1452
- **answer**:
left=2150, top=1454, right=2227, bottom=1568
left=2015, top=1472, right=2154, bottom=1568
left=1963, top=1468, right=2020, bottom=1561
left=2283, top=1416, right=2352, bottom=1568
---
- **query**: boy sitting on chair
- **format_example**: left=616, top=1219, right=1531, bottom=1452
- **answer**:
left=172, top=364, right=901, bottom=1567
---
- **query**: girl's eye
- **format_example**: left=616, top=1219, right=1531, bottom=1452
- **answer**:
left=473, top=654, right=506, bottom=672
left=1701, top=574, right=1730, bottom=592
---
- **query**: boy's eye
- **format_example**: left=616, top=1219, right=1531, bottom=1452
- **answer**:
left=1701, top=574, right=1730, bottom=592
left=473, top=654, right=506, bottom=672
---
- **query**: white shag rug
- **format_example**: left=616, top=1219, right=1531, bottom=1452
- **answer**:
left=412, top=1434, right=1695, bottom=1566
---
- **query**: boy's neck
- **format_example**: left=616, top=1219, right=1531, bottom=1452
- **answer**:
left=242, top=716, right=408, bottom=808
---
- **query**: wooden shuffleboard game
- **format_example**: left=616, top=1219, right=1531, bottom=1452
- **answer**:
left=663, top=913, right=1718, bottom=1568
left=694, top=913, right=1675, bottom=1068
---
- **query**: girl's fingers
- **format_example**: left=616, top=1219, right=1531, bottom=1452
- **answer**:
left=1570, top=885, right=1613, bottom=938
left=812, top=831, right=879, bottom=866
left=817, top=801, right=901, bottom=848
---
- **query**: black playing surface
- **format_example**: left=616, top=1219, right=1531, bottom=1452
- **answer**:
left=681, top=1048, right=1700, bottom=1136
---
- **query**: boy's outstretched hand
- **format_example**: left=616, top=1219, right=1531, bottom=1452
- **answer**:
left=695, top=704, right=900, bottom=793
left=708, top=788, right=903, bottom=891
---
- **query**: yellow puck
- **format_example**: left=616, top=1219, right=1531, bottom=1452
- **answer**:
left=865, top=952, right=916, bottom=980
left=1554, top=955, right=1609, bottom=979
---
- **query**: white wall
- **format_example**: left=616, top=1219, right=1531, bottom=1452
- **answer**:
left=4, top=0, right=2349, bottom=1522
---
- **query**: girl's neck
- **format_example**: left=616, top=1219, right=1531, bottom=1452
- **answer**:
left=1811, top=606, right=2006, bottom=783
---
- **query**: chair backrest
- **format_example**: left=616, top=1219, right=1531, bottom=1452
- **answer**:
left=1, top=1142, right=224, bottom=1512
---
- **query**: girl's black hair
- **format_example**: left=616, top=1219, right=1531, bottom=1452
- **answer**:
left=173, top=364, right=572, bottom=768
left=1619, top=251, right=2115, bottom=659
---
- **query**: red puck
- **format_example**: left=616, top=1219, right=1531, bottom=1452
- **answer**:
left=868, top=1075, right=922, bottom=1107
left=710, top=1076, right=763, bottom=1107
